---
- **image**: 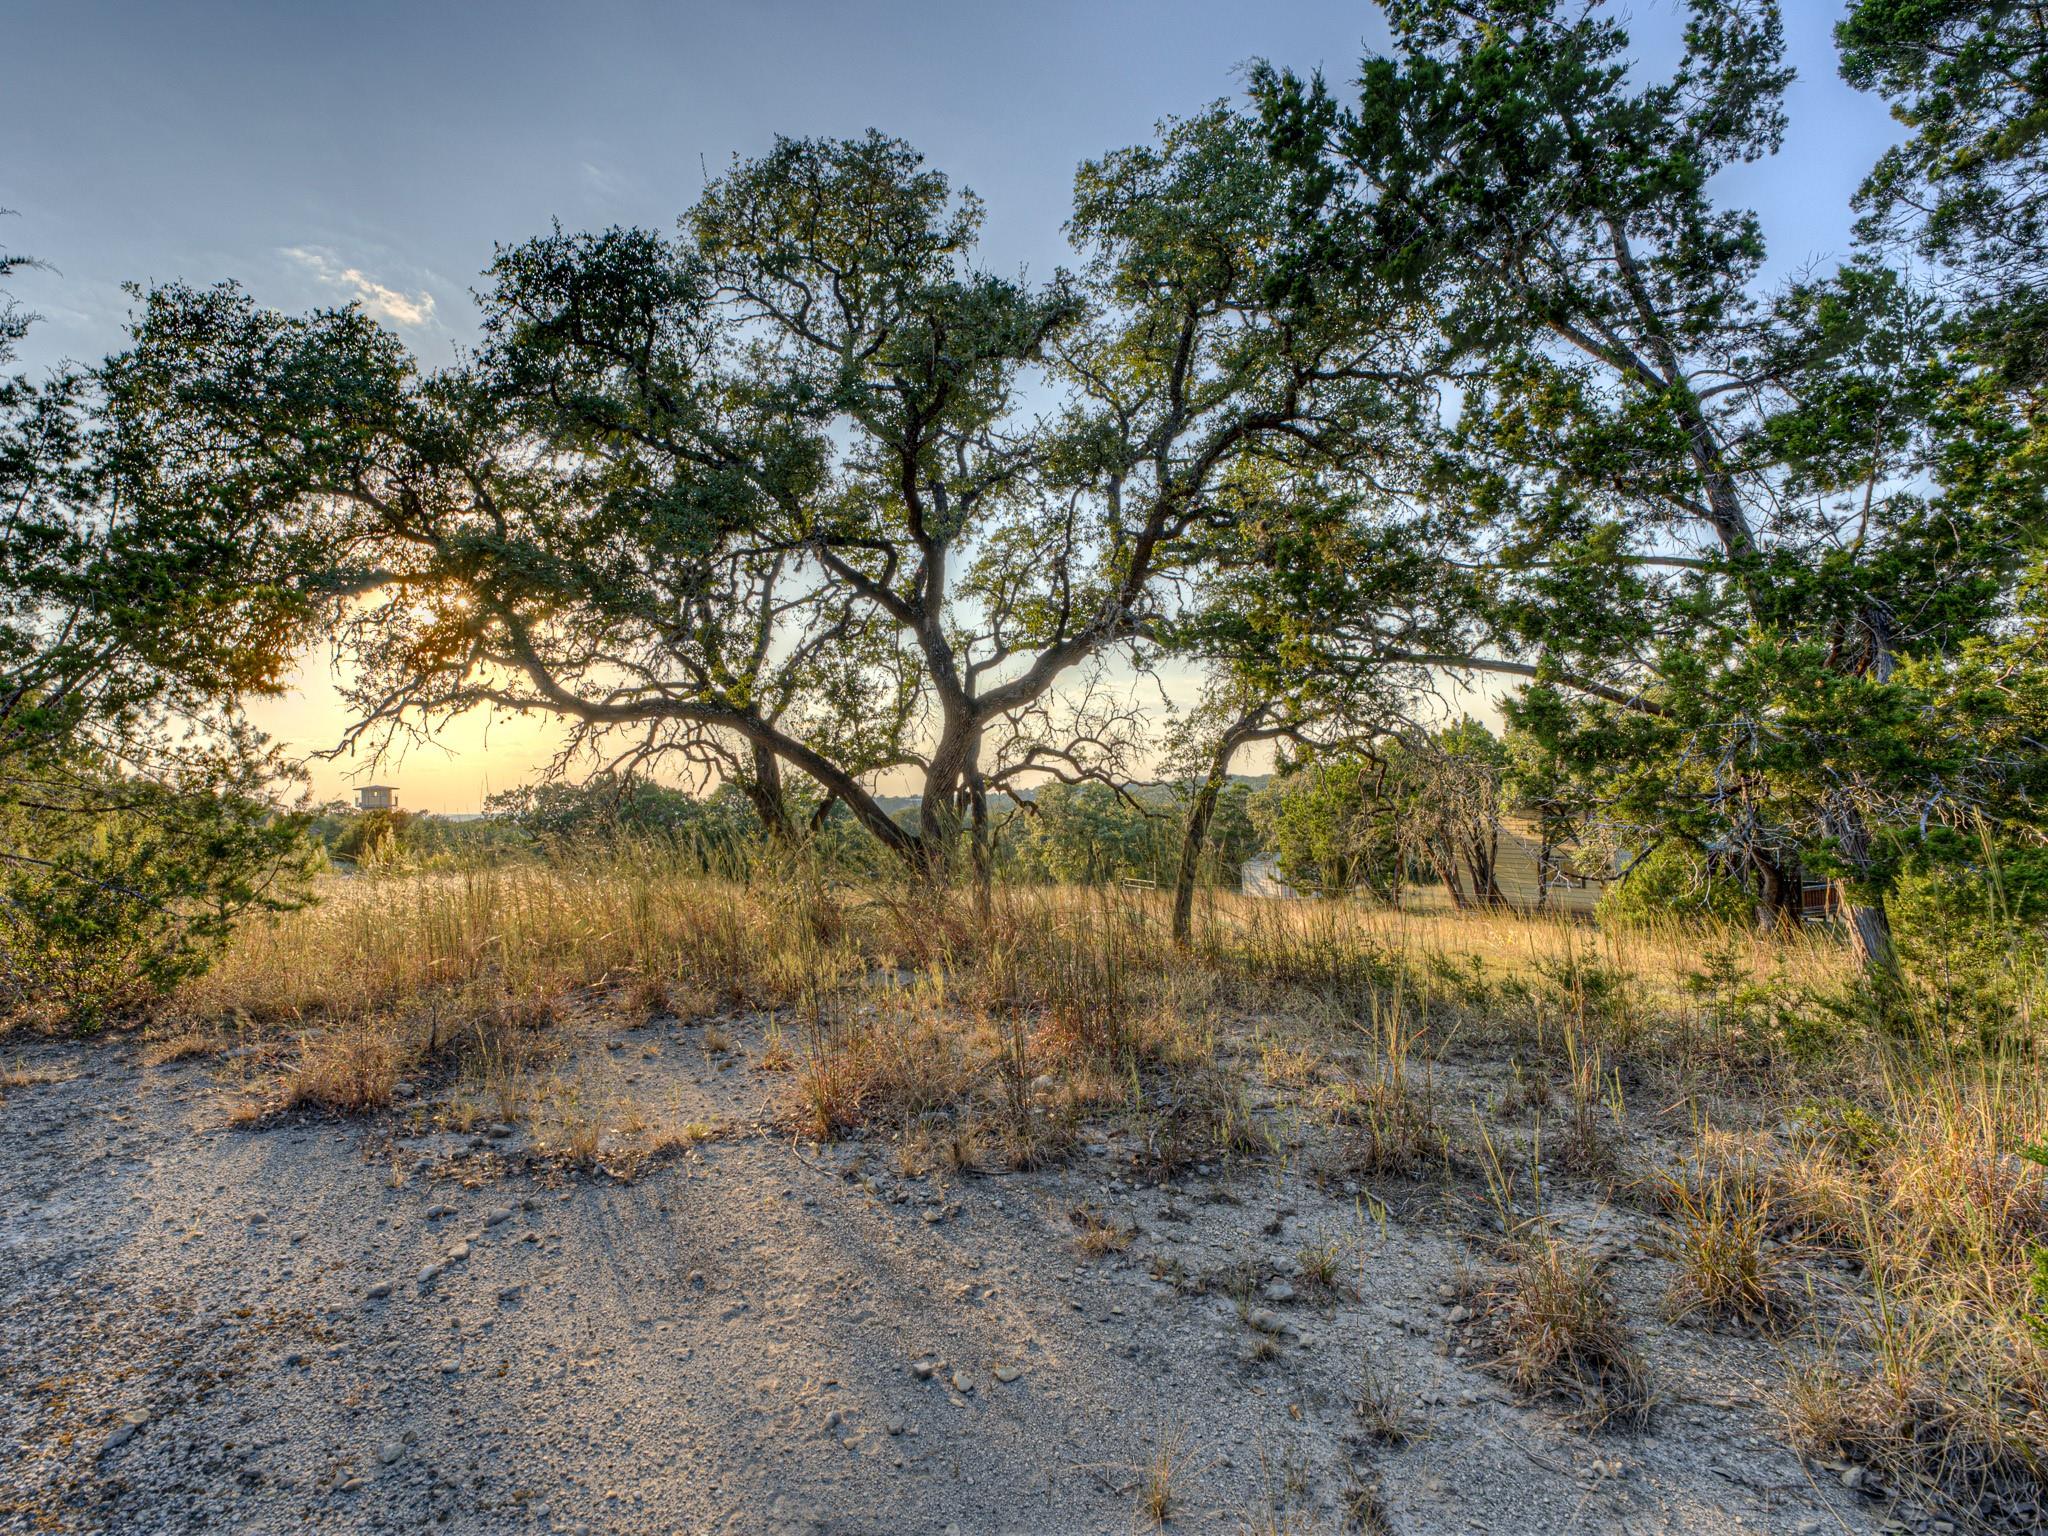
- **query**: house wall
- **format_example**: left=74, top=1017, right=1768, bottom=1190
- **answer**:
left=1445, top=821, right=1609, bottom=915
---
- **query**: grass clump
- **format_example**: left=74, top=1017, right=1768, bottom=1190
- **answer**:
left=1473, top=1236, right=1652, bottom=1430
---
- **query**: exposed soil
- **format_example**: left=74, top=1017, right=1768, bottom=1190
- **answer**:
left=2, top=1003, right=1906, bottom=1535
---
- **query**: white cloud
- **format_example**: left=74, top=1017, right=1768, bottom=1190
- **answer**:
left=281, top=245, right=437, bottom=329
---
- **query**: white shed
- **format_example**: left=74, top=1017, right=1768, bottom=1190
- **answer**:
left=1241, top=852, right=1306, bottom=899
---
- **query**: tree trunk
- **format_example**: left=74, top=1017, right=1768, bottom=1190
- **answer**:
left=967, top=773, right=994, bottom=926
left=743, top=741, right=797, bottom=847
left=1823, top=791, right=1900, bottom=981
left=1171, top=774, right=1226, bottom=946
left=1750, top=850, right=1800, bottom=934
left=1170, top=707, right=1271, bottom=946
left=1431, top=839, right=1473, bottom=910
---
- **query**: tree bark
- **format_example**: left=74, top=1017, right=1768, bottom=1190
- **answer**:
left=742, top=741, right=797, bottom=847
left=1170, top=707, right=1273, bottom=946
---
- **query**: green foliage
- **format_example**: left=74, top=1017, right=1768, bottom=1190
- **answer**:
left=103, top=114, right=1436, bottom=878
left=482, top=774, right=769, bottom=863
left=1, top=238, right=322, bottom=1029
left=0, top=731, right=315, bottom=1028
left=1885, top=830, right=2048, bottom=1046
left=1252, top=755, right=1400, bottom=897
left=1596, top=842, right=1755, bottom=929
left=1007, top=784, right=1179, bottom=887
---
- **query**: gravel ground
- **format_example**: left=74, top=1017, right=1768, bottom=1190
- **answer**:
left=2, top=1009, right=1903, bottom=1535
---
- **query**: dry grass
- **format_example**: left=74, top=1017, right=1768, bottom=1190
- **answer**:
left=162, top=852, right=2038, bottom=1526
left=1474, top=1235, right=1653, bottom=1430
left=1069, top=1201, right=1135, bottom=1259
left=1655, top=1155, right=1799, bottom=1330
left=0, top=1060, right=68, bottom=1093
left=1134, top=1418, right=1209, bottom=1529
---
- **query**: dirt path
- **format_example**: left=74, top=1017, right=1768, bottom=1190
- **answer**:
left=2, top=1011, right=1890, bottom=1535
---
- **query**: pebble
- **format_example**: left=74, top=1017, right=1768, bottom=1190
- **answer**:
left=950, top=1370, right=974, bottom=1394
left=377, top=1440, right=404, bottom=1466
left=1261, top=1281, right=1296, bottom=1304
left=993, top=1364, right=1022, bottom=1383
left=100, top=1408, right=150, bottom=1454
left=1447, top=1305, right=1473, bottom=1324
left=911, top=1360, right=937, bottom=1380
left=417, top=1262, right=444, bottom=1287
left=445, top=1241, right=471, bottom=1261
left=364, top=1282, right=392, bottom=1301
left=485, top=1207, right=513, bottom=1226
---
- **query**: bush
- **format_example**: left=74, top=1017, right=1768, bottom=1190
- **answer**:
left=1597, top=841, right=1755, bottom=928
left=1887, top=840, right=2047, bottom=1047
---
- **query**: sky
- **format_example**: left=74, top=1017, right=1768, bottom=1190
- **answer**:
left=7, top=0, right=1904, bottom=812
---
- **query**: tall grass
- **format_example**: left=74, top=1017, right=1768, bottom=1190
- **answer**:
left=166, top=847, right=2044, bottom=1524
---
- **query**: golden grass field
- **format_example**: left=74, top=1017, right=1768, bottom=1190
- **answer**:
left=141, top=852, right=2047, bottom=1523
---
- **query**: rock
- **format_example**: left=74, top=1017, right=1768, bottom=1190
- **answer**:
left=1261, top=1281, right=1297, bottom=1305
left=1447, top=1305, right=1473, bottom=1325
left=950, top=1369, right=974, bottom=1394
left=886, top=1418, right=905, bottom=1436
left=687, top=1270, right=706, bottom=1289
left=921, top=1208, right=943, bottom=1225
left=497, top=1285, right=523, bottom=1303
left=1842, top=1465, right=1868, bottom=1492
left=993, top=1364, right=1022, bottom=1384
left=485, top=1207, right=513, bottom=1226
left=486, top=1123, right=515, bottom=1140
left=425, top=1204, right=457, bottom=1221
left=377, top=1440, right=404, bottom=1466
left=444, top=1240, right=470, bottom=1261
left=910, top=1360, right=937, bottom=1380
left=100, top=1409, right=150, bottom=1454
left=417, top=1262, right=444, bottom=1288
left=364, top=1282, right=392, bottom=1301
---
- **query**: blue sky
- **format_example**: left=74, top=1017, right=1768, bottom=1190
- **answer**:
left=6, top=0, right=1907, bottom=809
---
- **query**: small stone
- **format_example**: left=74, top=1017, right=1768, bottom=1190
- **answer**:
left=1842, top=1465, right=1868, bottom=1492
left=417, top=1262, right=443, bottom=1287
left=1261, top=1281, right=1297, bottom=1305
left=687, top=1270, right=706, bottom=1289
left=486, top=1123, right=515, bottom=1139
left=377, top=1440, right=404, bottom=1466
left=364, top=1282, right=392, bottom=1301
left=950, top=1370, right=974, bottom=1394
left=886, top=1418, right=905, bottom=1436
left=921, top=1208, right=943, bottom=1225
left=497, top=1285, right=523, bottom=1303
left=993, top=1364, right=1022, bottom=1384
left=485, top=1207, right=513, bottom=1226
left=445, top=1240, right=470, bottom=1261
left=425, top=1204, right=457, bottom=1220
left=910, top=1360, right=937, bottom=1380
left=1447, top=1305, right=1473, bottom=1325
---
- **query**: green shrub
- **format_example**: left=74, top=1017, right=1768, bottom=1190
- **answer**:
left=1596, top=841, right=1755, bottom=928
